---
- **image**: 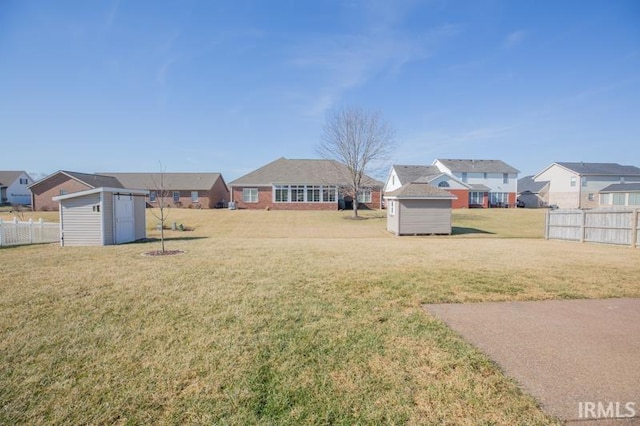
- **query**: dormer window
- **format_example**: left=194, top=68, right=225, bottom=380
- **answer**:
left=438, top=181, right=450, bottom=188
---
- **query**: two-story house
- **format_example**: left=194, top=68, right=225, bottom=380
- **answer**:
left=432, top=159, right=520, bottom=208
left=533, top=162, right=640, bottom=209
left=0, top=171, right=34, bottom=206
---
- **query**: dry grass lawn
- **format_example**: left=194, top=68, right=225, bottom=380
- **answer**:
left=1, top=208, right=639, bottom=424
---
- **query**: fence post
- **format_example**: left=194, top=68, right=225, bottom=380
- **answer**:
left=632, top=209, right=639, bottom=249
left=580, top=210, right=586, bottom=243
left=0, top=218, right=3, bottom=247
left=29, top=218, right=33, bottom=243
left=545, top=209, right=550, bottom=240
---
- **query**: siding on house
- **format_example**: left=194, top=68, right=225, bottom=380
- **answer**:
left=533, top=163, right=640, bottom=209
left=0, top=171, right=33, bottom=205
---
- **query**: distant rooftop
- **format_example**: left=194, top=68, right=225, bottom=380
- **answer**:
left=436, top=159, right=520, bottom=174
left=556, top=162, right=640, bottom=176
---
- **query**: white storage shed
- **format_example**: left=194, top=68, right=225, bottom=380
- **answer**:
left=53, top=187, right=148, bottom=246
left=384, top=182, right=456, bottom=236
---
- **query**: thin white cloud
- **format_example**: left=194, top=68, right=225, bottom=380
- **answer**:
left=290, top=23, right=460, bottom=117
left=105, top=0, right=120, bottom=30
left=503, top=30, right=527, bottom=49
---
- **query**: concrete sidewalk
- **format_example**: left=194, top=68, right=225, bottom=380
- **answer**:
left=423, top=298, right=640, bottom=424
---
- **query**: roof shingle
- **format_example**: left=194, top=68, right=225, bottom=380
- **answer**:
left=436, top=159, right=520, bottom=174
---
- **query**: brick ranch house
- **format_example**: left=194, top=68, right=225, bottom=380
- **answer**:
left=229, top=157, right=383, bottom=210
left=29, top=170, right=229, bottom=211
left=101, top=172, right=229, bottom=209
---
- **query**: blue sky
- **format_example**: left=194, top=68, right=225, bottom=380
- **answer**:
left=1, top=0, right=639, bottom=182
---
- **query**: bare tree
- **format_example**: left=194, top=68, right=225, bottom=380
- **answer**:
left=317, top=106, right=395, bottom=217
left=149, top=163, right=171, bottom=253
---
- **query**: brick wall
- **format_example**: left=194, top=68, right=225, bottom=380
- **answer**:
left=31, top=175, right=92, bottom=211
left=232, top=186, right=382, bottom=210
left=447, top=189, right=469, bottom=209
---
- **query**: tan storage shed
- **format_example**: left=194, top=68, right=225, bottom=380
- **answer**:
left=384, top=182, right=456, bottom=236
left=53, top=187, right=148, bottom=246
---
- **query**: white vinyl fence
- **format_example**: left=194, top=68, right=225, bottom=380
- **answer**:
left=0, top=218, right=59, bottom=247
left=545, top=208, right=640, bottom=248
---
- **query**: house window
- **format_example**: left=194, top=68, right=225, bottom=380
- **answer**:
left=242, top=188, right=258, bottom=203
left=612, top=193, right=625, bottom=206
left=149, top=191, right=157, bottom=202
left=469, top=191, right=483, bottom=205
left=588, top=193, right=594, bottom=201
left=438, top=181, right=450, bottom=188
left=59, top=189, right=67, bottom=195
left=307, top=186, right=321, bottom=202
left=620, top=177, right=625, bottom=183
left=291, top=185, right=305, bottom=202
left=629, top=193, right=640, bottom=206
left=389, top=200, right=395, bottom=215
left=322, top=186, right=337, bottom=202
left=173, top=191, right=180, bottom=203
left=274, top=185, right=289, bottom=202
left=483, top=173, right=488, bottom=179
left=357, top=188, right=372, bottom=203
left=490, top=192, right=509, bottom=206
left=19, top=178, right=28, bottom=184
left=582, top=177, right=588, bottom=187
left=600, top=193, right=610, bottom=205
left=503, top=173, right=509, bottom=184
left=570, top=176, right=577, bottom=187
left=191, top=191, right=199, bottom=202
left=461, top=172, right=468, bottom=183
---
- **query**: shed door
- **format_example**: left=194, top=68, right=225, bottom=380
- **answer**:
left=115, top=194, right=135, bottom=244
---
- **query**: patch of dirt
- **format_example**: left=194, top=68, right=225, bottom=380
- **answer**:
left=141, top=250, right=186, bottom=257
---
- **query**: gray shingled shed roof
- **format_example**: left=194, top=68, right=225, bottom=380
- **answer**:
left=436, top=159, right=520, bottom=174
left=101, top=172, right=224, bottom=191
left=557, top=162, right=640, bottom=176
left=518, top=175, right=549, bottom=193
left=393, top=165, right=441, bottom=184
left=600, top=183, right=640, bottom=193
left=384, top=182, right=457, bottom=199
left=229, top=158, right=383, bottom=187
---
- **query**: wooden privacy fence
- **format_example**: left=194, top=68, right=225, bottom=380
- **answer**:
left=545, top=208, right=640, bottom=247
left=0, top=218, right=59, bottom=247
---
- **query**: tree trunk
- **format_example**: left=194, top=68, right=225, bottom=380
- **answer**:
left=352, top=198, right=359, bottom=217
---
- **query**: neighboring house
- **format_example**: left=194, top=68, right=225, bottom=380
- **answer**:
left=28, top=171, right=124, bottom=211
left=384, top=165, right=470, bottom=209
left=384, top=182, right=456, bottom=235
left=0, top=171, right=33, bottom=206
left=533, top=162, right=640, bottom=209
left=53, top=187, right=148, bottom=246
left=433, top=159, right=520, bottom=208
left=101, top=172, right=229, bottom=209
left=229, top=157, right=383, bottom=210
left=598, top=183, right=640, bottom=208
left=517, top=176, right=550, bottom=208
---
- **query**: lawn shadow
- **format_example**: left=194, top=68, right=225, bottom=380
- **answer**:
left=451, top=227, right=495, bottom=235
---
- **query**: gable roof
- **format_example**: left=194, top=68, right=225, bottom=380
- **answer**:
left=0, top=171, right=28, bottom=186
left=229, top=157, right=383, bottom=187
left=555, top=162, right=640, bottom=176
left=393, top=165, right=441, bottom=184
left=600, top=183, right=640, bottom=193
left=101, top=172, right=225, bottom=191
left=28, top=170, right=124, bottom=190
left=435, top=159, right=520, bottom=174
left=518, top=175, right=549, bottom=194
left=384, top=182, right=457, bottom=199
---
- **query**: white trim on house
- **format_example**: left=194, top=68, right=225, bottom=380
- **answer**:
left=53, top=187, right=149, bottom=201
